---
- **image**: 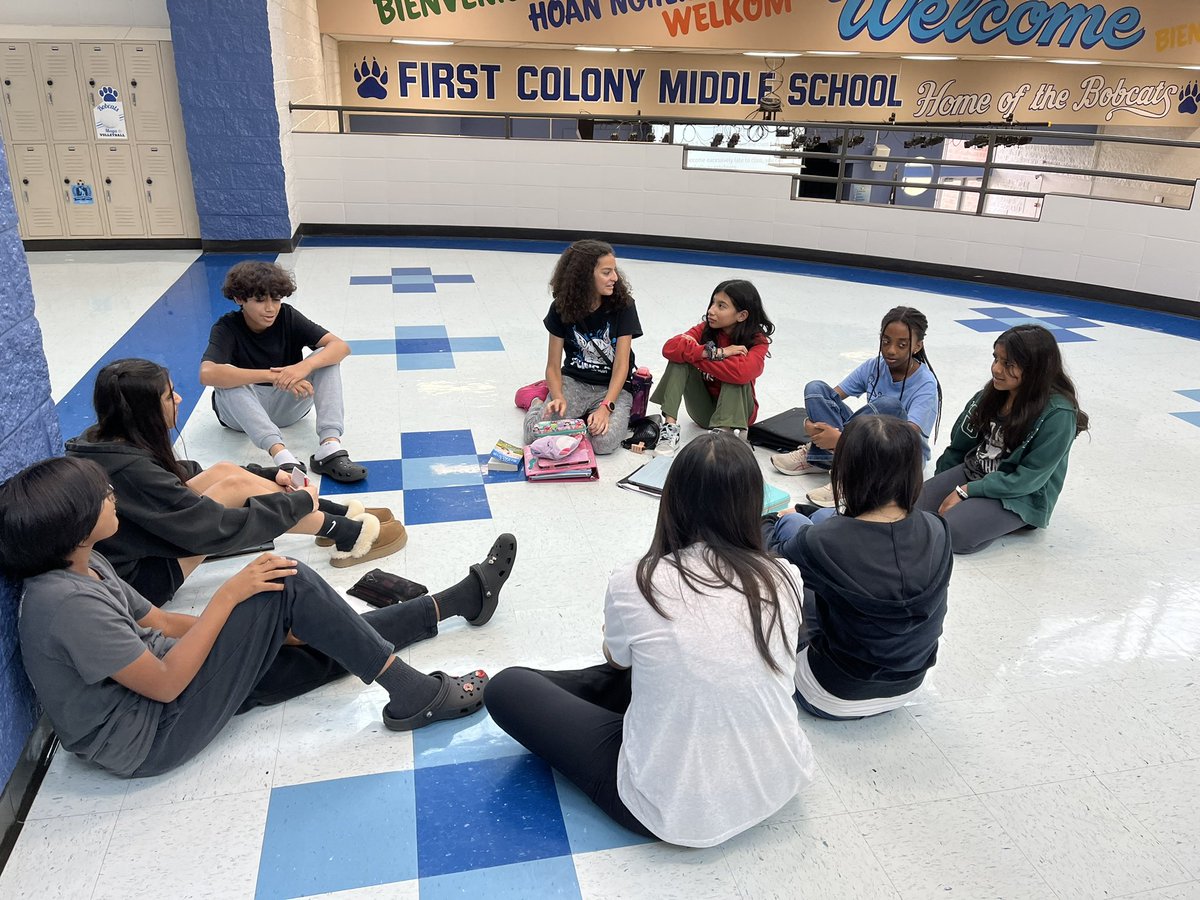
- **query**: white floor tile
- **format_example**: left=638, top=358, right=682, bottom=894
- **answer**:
left=0, top=812, right=118, bottom=898
left=1101, top=760, right=1200, bottom=879
left=573, top=842, right=740, bottom=900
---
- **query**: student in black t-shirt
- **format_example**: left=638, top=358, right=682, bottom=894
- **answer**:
left=522, top=240, right=642, bottom=455
left=200, top=261, right=366, bottom=483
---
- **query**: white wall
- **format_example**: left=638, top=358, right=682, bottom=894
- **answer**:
left=291, top=132, right=1200, bottom=308
left=0, top=0, right=168, bottom=31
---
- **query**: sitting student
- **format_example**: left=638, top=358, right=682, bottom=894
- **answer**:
left=0, top=456, right=518, bottom=777
left=200, top=260, right=366, bottom=483
left=486, top=433, right=815, bottom=846
left=524, top=239, right=642, bottom=455
left=766, top=415, right=951, bottom=720
left=66, top=359, right=406, bottom=605
left=650, top=279, right=773, bottom=454
left=916, top=323, right=1088, bottom=554
left=771, top=306, right=941, bottom=508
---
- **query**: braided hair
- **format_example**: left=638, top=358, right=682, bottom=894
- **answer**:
left=866, top=306, right=942, bottom=440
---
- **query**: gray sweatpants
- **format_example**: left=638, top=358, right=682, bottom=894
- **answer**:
left=916, top=464, right=1028, bottom=554
left=213, top=358, right=345, bottom=452
left=523, top=375, right=632, bottom=455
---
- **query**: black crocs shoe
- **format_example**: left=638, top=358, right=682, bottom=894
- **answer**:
left=309, top=449, right=367, bottom=483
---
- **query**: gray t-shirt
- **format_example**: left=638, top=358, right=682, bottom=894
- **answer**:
left=19, top=553, right=175, bottom=776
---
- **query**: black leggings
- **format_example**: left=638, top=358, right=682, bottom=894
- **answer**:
left=484, top=664, right=655, bottom=839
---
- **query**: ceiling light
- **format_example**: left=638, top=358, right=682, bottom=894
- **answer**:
left=1047, top=58, right=1100, bottom=65
left=617, top=48, right=636, bottom=52
left=743, top=51, right=801, bottom=57
left=391, top=39, right=455, bottom=46
left=901, top=55, right=957, bottom=60
left=1183, top=65, right=1200, bottom=70
left=991, top=55, right=1032, bottom=59
left=807, top=50, right=860, bottom=56
left=575, top=46, right=619, bottom=52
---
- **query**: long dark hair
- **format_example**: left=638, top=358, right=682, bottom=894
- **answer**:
left=635, top=432, right=799, bottom=673
left=971, top=324, right=1089, bottom=453
left=831, top=415, right=924, bottom=518
left=84, top=358, right=189, bottom=482
left=0, top=456, right=112, bottom=579
left=867, top=306, right=942, bottom=439
left=548, top=239, right=634, bottom=325
left=699, top=279, right=775, bottom=350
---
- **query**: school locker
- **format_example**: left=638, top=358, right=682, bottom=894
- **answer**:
left=10, top=143, right=63, bottom=238
left=1, top=43, right=45, bottom=142
left=136, top=144, right=185, bottom=235
left=53, top=143, right=106, bottom=236
left=33, top=43, right=88, bottom=141
left=96, top=144, right=145, bottom=235
left=119, top=44, right=170, bottom=142
left=78, top=43, right=122, bottom=114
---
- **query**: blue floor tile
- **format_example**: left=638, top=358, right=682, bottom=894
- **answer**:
left=1037, top=315, right=1102, bottom=329
left=412, top=713, right=527, bottom=770
left=402, top=429, right=478, bottom=459
left=393, top=283, right=438, bottom=293
left=1172, top=411, right=1200, bottom=427
left=449, top=336, right=505, bottom=352
left=995, top=316, right=1063, bottom=329
left=392, top=267, right=434, bottom=276
left=958, top=318, right=1010, bottom=332
left=1174, top=389, right=1200, bottom=403
left=256, top=771, right=417, bottom=899
left=401, top=454, right=485, bottom=490
left=396, top=352, right=456, bottom=370
left=316, top=458, right=404, bottom=496
left=346, top=338, right=401, bottom=355
left=432, top=274, right=476, bottom=284
left=404, top=484, right=491, bottom=525
left=553, top=772, right=657, bottom=855
left=396, top=337, right=453, bottom=355
left=393, top=274, right=436, bottom=285
left=414, top=754, right=571, bottom=878
left=418, top=855, right=581, bottom=900
left=348, top=275, right=392, bottom=285
left=1050, top=330, right=1095, bottom=343
left=395, top=325, right=450, bottom=339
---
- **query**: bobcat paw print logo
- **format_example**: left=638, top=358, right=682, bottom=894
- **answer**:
left=98, top=85, right=119, bottom=102
left=354, top=57, right=388, bottom=101
left=1180, top=82, right=1200, bottom=116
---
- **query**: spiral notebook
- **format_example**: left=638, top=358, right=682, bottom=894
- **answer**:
left=617, top=454, right=791, bottom=514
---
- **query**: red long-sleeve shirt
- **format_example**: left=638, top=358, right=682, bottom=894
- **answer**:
left=661, top=323, right=769, bottom=424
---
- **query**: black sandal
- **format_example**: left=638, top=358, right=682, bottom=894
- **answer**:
left=382, top=670, right=488, bottom=732
left=310, top=450, right=367, bottom=483
left=467, top=533, right=517, bottom=627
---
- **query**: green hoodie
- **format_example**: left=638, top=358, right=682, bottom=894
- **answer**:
left=935, top=392, right=1080, bottom=529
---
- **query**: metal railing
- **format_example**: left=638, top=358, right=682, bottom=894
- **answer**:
left=289, top=103, right=1200, bottom=220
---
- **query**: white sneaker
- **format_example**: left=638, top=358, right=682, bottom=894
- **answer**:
left=806, top=482, right=836, bottom=508
left=658, top=422, right=681, bottom=455
left=770, top=444, right=829, bottom=476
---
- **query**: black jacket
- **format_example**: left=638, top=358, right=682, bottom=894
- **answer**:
left=65, top=436, right=315, bottom=578
left=768, top=512, right=951, bottom=700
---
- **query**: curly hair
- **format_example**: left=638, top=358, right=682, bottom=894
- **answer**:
left=222, top=261, right=297, bottom=303
left=548, top=239, right=634, bottom=325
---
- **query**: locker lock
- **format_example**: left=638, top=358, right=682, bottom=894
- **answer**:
left=89, top=79, right=95, bottom=86
left=63, top=178, right=70, bottom=184
left=46, top=79, right=53, bottom=86
left=104, top=177, right=112, bottom=185
left=145, top=178, right=153, bottom=185
left=21, top=178, right=28, bottom=185
left=130, top=79, right=138, bottom=87
left=3, top=79, right=10, bottom=86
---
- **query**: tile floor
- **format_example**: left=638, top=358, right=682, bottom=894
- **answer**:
left=2, top=238, right=1199, bottom=899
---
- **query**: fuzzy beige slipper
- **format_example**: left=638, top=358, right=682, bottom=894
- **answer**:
left=316, top=501, right=397, bottom=547
left=329, top=513, right=408, bottom=568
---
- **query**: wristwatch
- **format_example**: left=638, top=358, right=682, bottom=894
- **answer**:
left=703, top=340, right=718, bottom=360
left=603, top=400, right=616, bottom=412
left=955, top=485, right=970, bottom=500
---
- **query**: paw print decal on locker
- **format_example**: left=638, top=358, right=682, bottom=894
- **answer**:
left=354, top=57, right=389, bottom=101
left=1180, top=82, right=1199, bottom=116
left=98, top=85, right=119, bottom=102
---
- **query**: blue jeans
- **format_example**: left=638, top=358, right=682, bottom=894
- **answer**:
left=803, top=380, right=907, bottom=467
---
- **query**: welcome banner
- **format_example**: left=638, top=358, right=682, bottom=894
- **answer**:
left=338, top=43, right=1200, bottom=125
left=319, top=0, right=1200, bottom=66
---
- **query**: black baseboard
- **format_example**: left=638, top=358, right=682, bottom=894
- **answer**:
left=0, top=716, right=56, bottom=870
left=23, top=237, right=202, bottom=252
left=298, top=222, right=1200, bottom=320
